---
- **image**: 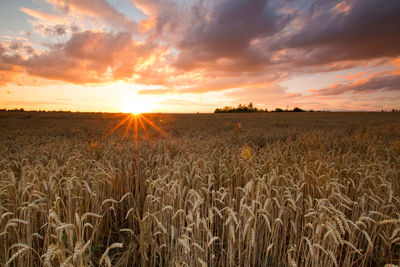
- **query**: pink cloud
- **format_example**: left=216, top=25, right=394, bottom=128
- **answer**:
left=0, top=31, right=159, bottom=84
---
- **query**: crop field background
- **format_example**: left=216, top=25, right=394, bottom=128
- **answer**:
left=0, top=112, right=400, bottom=266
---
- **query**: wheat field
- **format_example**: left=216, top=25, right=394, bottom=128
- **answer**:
left=0, top=112, right=399, bottom=266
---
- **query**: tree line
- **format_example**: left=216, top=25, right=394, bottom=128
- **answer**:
left=214, top=103, right=307, bottom=113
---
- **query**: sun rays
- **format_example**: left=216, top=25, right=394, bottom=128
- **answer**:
left=99, top=113, right=168, bottom=146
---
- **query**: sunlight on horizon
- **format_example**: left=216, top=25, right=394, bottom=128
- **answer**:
left=120, top=98, right=154, bottom=114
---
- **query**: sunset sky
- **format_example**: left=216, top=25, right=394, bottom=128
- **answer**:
left=1, top=0, right=399, bottom=112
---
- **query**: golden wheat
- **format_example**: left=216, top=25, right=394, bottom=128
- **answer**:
left=0, top=112, right=399, bottom=266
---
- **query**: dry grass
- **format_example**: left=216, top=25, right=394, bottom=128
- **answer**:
left=0, top=112, right=400, bottom=266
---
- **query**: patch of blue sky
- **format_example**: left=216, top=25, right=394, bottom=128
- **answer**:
left=108, top=0, right=147, bottom=22
left=0, top=0, right=37, bottom=37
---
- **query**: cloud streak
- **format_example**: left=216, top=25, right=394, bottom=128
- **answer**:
left=312, top=72, right=400, bottom=96
left=20, top=7, right=67, bottom=24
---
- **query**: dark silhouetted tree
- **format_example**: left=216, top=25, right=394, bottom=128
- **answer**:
left=293, top=107, right=305, bottom=112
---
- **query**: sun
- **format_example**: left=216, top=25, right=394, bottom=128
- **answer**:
left=101, top=103, right=168, bottom=145
left=120, top=99, right=151, bottom=115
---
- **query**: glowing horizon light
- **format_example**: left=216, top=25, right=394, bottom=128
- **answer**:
left=120, top=98, right=153, bottom=115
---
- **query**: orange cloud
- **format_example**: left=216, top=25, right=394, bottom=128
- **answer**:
left=335, top=70, right=371, bottom=81
left=0, top=31, right=159, bottom=84
left=0, top=44, right=24, bottom=85
left=331, top=1, right=351, bottom=14
left=139, top=16, right=157, bottom=33
left=391, top=57, right=400, bottom=73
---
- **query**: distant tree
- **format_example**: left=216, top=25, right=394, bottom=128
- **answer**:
left=293, top=107, right=305, bottom=112
left=224, top=106, right=232, bottom=112
left=9, top=108, right=25, bottom=112
left=275, top=108, right=283, bottom=112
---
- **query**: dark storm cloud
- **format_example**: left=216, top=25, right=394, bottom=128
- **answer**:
left=173, top=0, right=291, bottom=71
left=169, top=0, right=400, bottom=75
left=283, top=0, right=400, bottom=65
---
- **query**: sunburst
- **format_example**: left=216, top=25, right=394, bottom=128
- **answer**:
left=96, top=113, right=168, bottom=146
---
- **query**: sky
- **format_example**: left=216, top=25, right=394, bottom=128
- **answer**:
left=0, top=0, right=399, bottom=113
